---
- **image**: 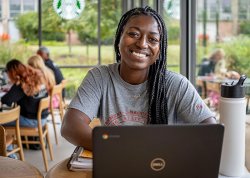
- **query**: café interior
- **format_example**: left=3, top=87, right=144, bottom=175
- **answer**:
left=0, top=0, right=250, bottom=177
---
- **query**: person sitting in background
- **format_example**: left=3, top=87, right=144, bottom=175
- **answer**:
left=61, top=6, right=216, bottom=151
left=198, top=48, right=240, bottom=79
left=28, top=55, right=61, bottom=108
left=198, top=49, right=240, bottom=110
left=0, top=69, right=8, bottom=86
left=37, top=46, right=65, bottom=97
left=27, top=55, right=55, bottom=93
left=198, top=48, right=227, bottom=77
left=37, top=46, right=64, bottom=85
left=1, top=59, right=50, bottom=155
left=197, top=49, right=225, bottom=97
left=1, top=59, right=49, bottom=127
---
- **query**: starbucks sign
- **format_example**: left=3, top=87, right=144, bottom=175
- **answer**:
left=53, top=0, right=85, bottom=20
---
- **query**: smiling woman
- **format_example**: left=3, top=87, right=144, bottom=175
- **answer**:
left=61, top=6, right=216, bottom=151
left=118, top=15, right=160, bottom=84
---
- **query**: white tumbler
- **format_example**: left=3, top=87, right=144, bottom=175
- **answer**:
left=219, top=75, right=247, bottom=177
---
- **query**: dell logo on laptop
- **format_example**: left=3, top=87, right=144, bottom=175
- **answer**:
left=150, top=158, right=166, bottom=171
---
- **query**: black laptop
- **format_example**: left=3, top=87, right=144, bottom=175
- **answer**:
left=93, top=124, right=224, bottom=178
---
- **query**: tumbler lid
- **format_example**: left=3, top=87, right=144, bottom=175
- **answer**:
left=221, top=75, right=246, bottom=98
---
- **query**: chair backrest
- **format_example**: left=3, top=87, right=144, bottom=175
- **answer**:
left=196, top=79, right=206, bottom=98
left=206, top=81, right=220, bottom=93
left=0, top=125, right=6, bottom=156
left=36, top=96, right=50, bottom=134
left=50, top=83, right=63, bottom=96
left=0, top=105, right=24, bottom=160
left=61, top=79, right=67, bottom=89
left=50, top=84, right=63, bottom=108
left=0, top=106, right=20, bottom=125
left=38, top=97, right=50, bottom=121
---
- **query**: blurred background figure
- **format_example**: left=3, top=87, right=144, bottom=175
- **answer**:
left=28, top=55, right=60, bottom=109
left=0, top=69, right=9, bottom=86
left=1, top=59, right=49, bottom=127
left=1, top=59, right=50, bottom=155
left=198, top=48, right=227, bottom=77
left=198, top=48, right=240, bottom=79
left=28, top=55, right=55, bottom=93
left=37, top=46, right=64, bottom=85
left=37, top=46, right=65, bottom=97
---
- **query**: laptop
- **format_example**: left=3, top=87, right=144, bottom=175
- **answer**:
left=93, top=124, right=224, bottom=178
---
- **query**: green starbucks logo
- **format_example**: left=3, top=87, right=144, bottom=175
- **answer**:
left=53, top=0, right=85, bottom=20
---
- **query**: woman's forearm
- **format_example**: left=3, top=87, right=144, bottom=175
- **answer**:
left=61, top=108, right=93, bottom=150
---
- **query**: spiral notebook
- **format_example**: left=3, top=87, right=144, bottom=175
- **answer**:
left=93, top=124, right=224, bottom=178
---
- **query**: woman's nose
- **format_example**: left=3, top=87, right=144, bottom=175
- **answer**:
left=136, top=36, right=148, bottom=49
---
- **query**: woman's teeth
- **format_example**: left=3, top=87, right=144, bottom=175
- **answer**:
left=132, top=51, right=147, bottom=58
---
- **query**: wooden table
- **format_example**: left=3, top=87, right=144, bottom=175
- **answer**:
left=44, top=158, right=249, bottom=178
left=0, top=156, right=43, bottom=178
left=197, top=76, right=250, bottom=94
left=45, top=158, right=92, bottom=178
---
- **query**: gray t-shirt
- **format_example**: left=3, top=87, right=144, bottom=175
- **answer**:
left=69, top=63, right=214, bottom=125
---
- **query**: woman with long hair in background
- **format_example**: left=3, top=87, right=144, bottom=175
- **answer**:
left=28, top=55, right=56, bottom=92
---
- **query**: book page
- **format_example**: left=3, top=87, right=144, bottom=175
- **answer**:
left=80, top=149, right=93, bottom=159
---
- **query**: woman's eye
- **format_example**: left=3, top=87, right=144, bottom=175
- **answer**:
left=128, top=32, right=139, bottom=37
left=149, top=38, right=159, bottom=43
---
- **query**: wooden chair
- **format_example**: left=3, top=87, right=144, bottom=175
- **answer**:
left=206, top=81, right=220, bottom=94
left=61, top=79, right=68, bottom=110
left=0, top=125, right=5, bottom=156
left=49, top=83, right=64, bottom=145
left=196, top=78, right=206, bottom=99
left=61, top=79, right=67, bottom=93
left=0, top=106, right=24, bottom=161
left=5, top=97, right=54, bottom=172
left=205, top=81, right=221, bottom=112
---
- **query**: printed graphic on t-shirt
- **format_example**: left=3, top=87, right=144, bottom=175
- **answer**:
left=195, top=103, right=204, bottom=110
left=105, top=111, right=148, bottom=126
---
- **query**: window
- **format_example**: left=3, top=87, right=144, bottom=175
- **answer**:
left=10, top=0, right=21, bottom=18
left=23, top=0, right=35, bottom=12
left=0, top=0, right=2, bottom=19
left=163, top=0, right=181, bottom=73
left=100, top=0, right=122, bottom=64
left=208, top=0, right=217, bottom=20
left=221, top=0, right=231, bottom=20
left=196, top=0, right=250, bottom=107
left=132, top=0, right=141, bottom=7
left=238, top=0, right=250, bottom=20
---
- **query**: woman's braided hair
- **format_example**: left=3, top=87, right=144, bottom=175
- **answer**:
left=114, top=6, right=168, bottom=124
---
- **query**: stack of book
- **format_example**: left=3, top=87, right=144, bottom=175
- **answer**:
left=67, top=146, right=93, bottom=171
